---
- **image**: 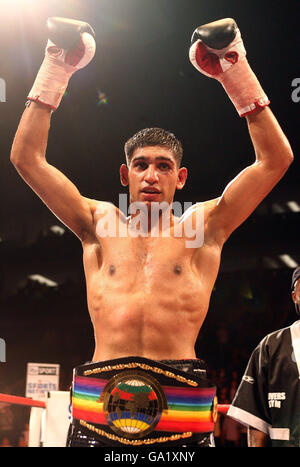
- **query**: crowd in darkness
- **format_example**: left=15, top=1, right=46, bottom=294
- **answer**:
left=0, top=230, right=297, bottom=447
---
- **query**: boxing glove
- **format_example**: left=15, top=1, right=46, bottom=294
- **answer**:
left=189, top=18, right=270, bottom=117
left=27, top=17, right=96, bottom=110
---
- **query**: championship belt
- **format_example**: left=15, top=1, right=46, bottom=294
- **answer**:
left=71, top=356, right=217, bottom=446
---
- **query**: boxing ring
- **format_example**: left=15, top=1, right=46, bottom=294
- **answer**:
left=0, top=391, right=71, bottom=447
left=0, top=391, right=230, bottom=447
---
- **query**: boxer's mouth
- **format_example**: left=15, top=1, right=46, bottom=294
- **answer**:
left=141, top=188, right=161, bottom=194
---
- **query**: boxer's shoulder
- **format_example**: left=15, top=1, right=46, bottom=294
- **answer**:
left=92, top=200, right=127, bottom=230
left=182, top=198, right=220, bottom=220
left=84, top=199, right=117, bottom=217
left=177, top=199, right=220, bottom=236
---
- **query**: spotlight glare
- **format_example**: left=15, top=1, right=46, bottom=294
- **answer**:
left=286, top=201, right=300, bottom=212
left=28, top=274, right=58, bottom=288
left=278, top=255, right=298, bottom=268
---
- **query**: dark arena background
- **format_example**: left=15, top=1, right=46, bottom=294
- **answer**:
left=0, top=0, right=299, bottom=448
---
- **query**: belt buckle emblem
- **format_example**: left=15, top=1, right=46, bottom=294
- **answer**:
left=101, top=369, right=168, bottom=439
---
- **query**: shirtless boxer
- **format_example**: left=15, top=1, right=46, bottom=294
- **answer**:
left=10, top=18, right=293, bottom=447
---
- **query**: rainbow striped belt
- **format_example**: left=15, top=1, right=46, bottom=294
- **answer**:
left=71, top=356, right=217, bottom=446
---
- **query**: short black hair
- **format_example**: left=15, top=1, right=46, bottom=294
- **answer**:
left=124, top=128, right=183, bottom=167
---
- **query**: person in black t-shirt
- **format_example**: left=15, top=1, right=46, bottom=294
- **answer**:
left=227, top=267, right=300, bottom=447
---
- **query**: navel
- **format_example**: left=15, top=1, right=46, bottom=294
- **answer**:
left=173, top=264, right=182, bottom=275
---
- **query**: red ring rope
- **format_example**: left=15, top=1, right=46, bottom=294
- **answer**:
left=0, top=392, right=46, bottom=408
left=217, top=404, right=230, bottom=414
left=0, top=392, right=230, bottom=413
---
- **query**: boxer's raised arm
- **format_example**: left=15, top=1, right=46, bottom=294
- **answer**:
left=189, top=19, right=293, bottom=243
left=210, top=107, right=293, bottom=242
left=10, top=102, right=95, bottom=241
left=10, top=17, right=97, bottom=241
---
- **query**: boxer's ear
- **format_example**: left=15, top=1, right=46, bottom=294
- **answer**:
left=176, top=167, right=188, bottom=190
left=120, top=164, right=129, bottom=186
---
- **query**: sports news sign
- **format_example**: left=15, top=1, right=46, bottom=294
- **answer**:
left=26, top=362, right=60, bottom=401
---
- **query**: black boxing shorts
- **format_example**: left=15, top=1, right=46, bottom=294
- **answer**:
left=66, top=356, right=217, bottom=447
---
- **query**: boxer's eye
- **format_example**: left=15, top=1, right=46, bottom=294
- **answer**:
left=134, top=162, right=148, bottom=170
left=158, top=163, right=171, bottom=171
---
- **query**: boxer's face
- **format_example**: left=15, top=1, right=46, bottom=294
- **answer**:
left=120, top=146, right=187, bottom=206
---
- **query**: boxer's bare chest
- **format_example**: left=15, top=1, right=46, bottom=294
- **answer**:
left=82, top=230, right=221, bottom=300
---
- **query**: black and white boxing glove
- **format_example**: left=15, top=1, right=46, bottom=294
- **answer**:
left=189, top=18, right=270, bottom=116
